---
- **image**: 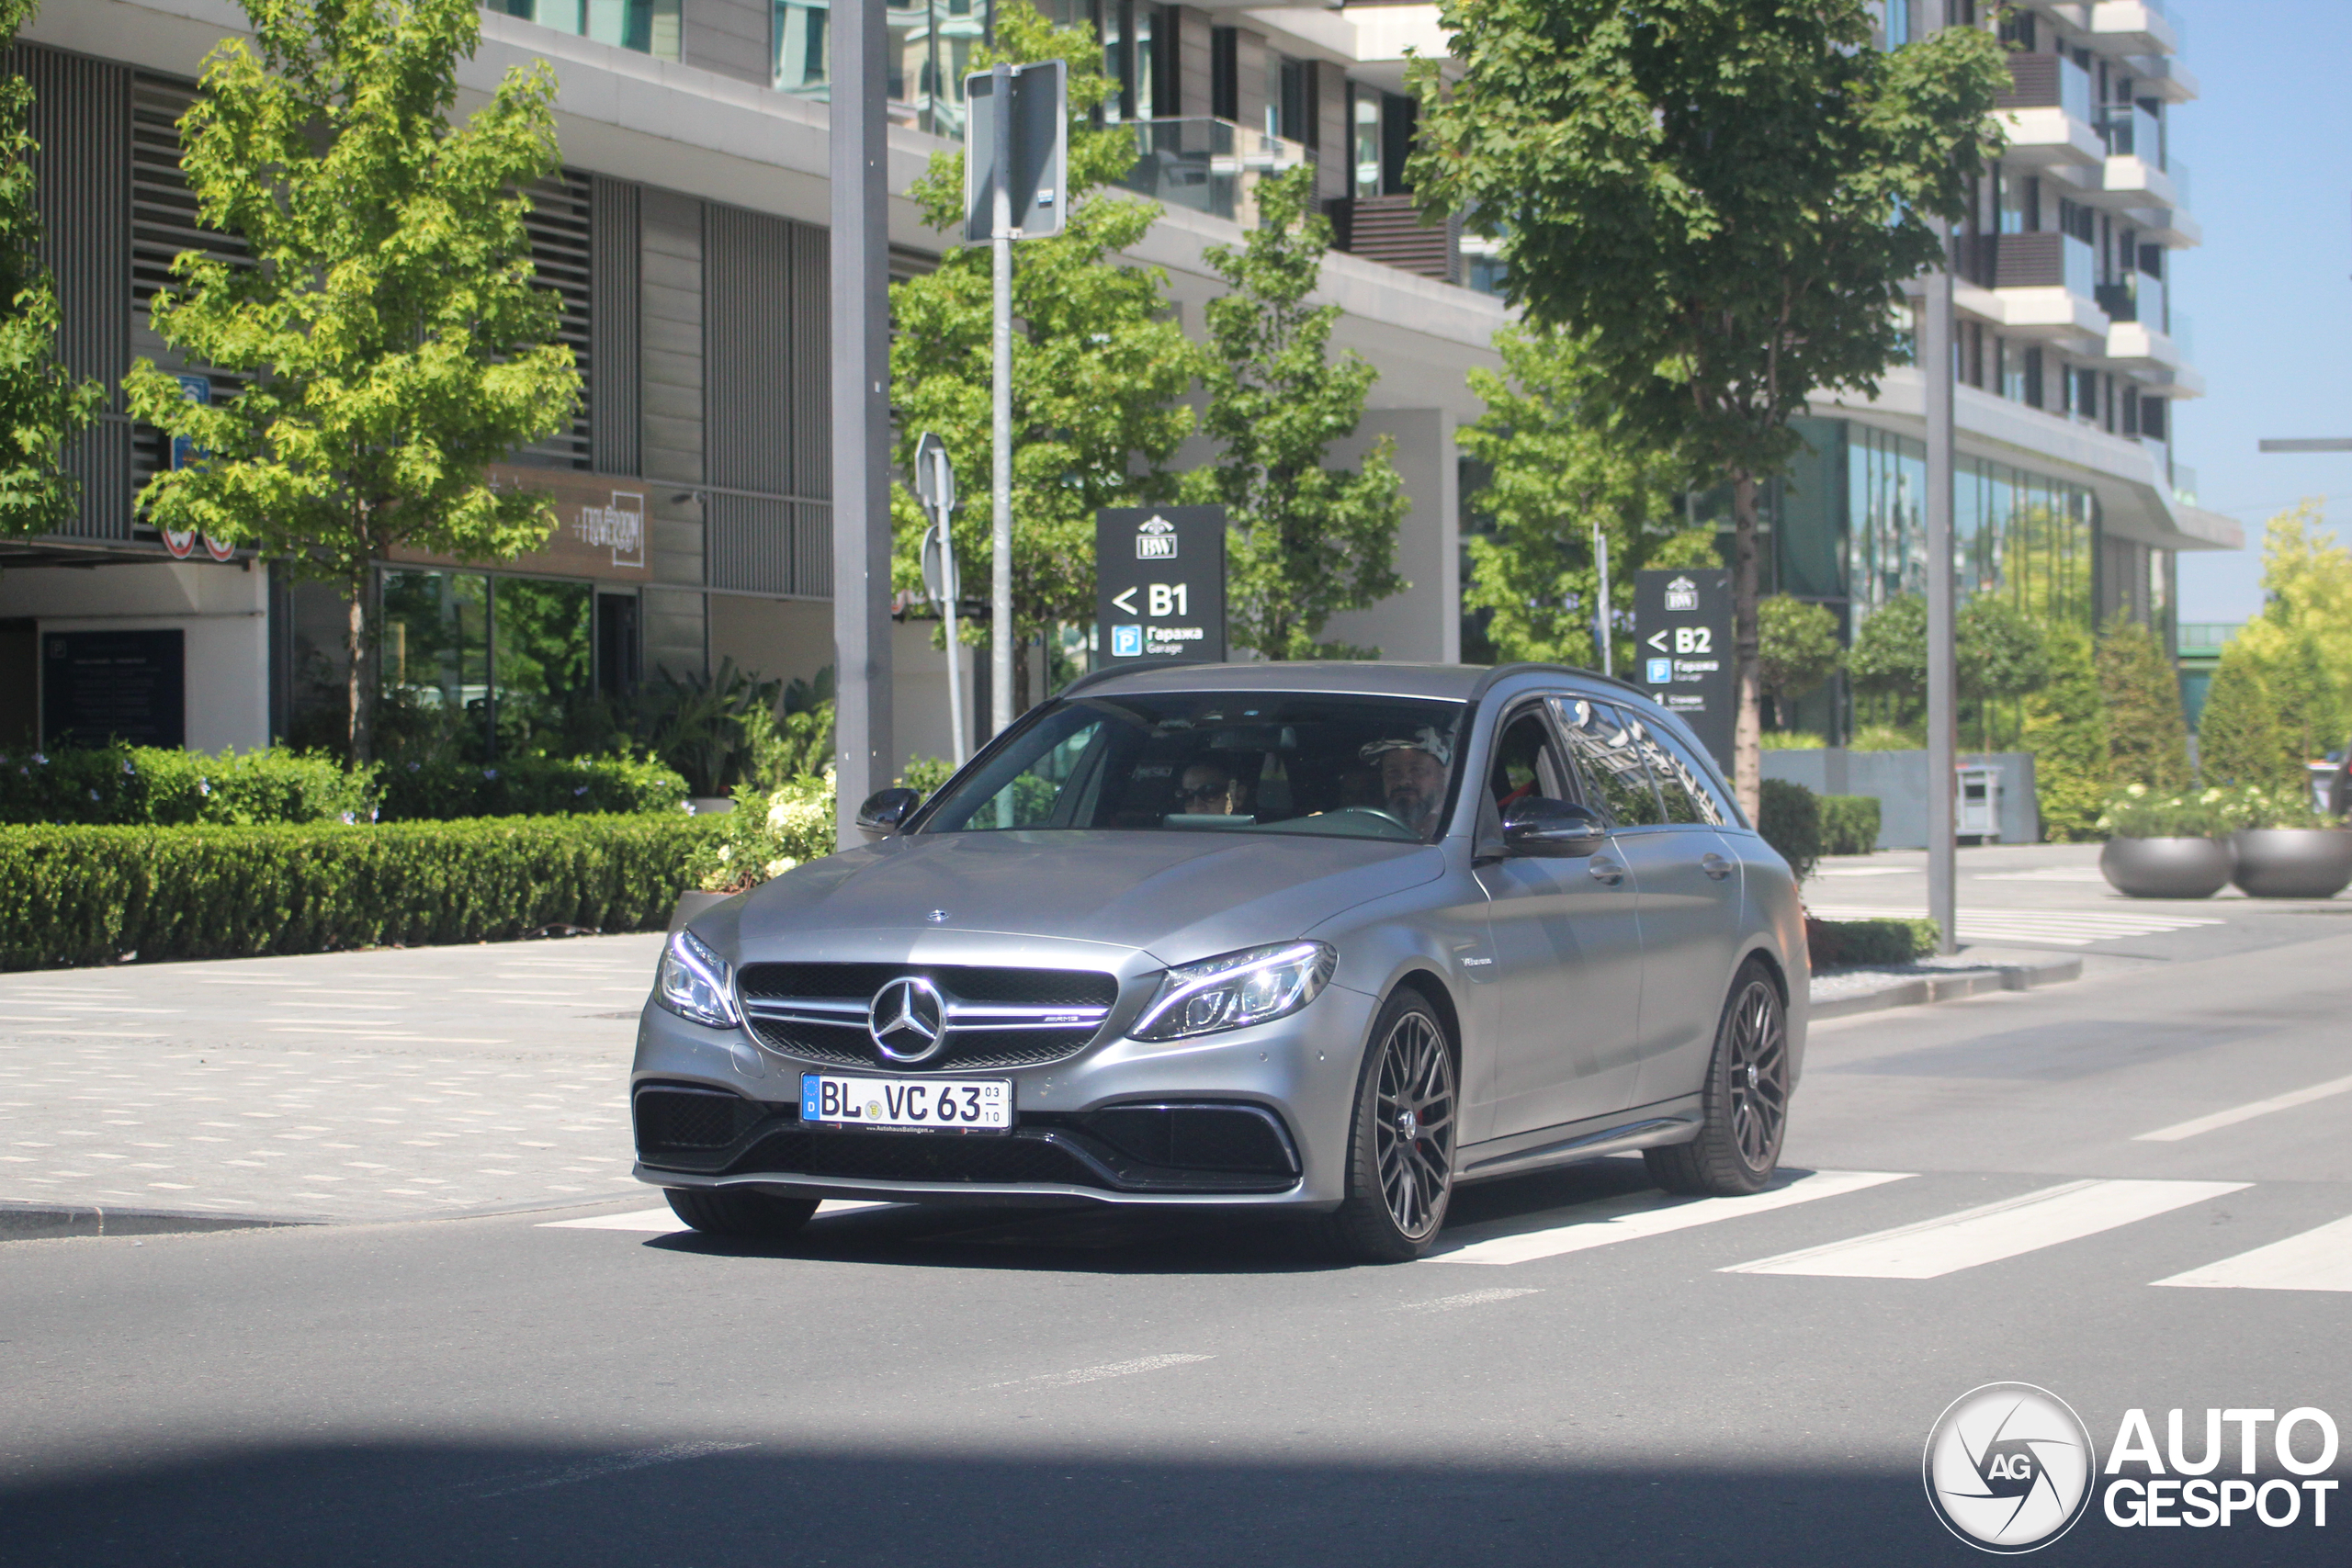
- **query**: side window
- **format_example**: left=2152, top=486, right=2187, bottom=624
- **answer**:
left=1488, top=707, right=1571, bottom=809
left=1645, top=725, right=1736, bottom=827
left=1550, top=697, right=1664, bottom=829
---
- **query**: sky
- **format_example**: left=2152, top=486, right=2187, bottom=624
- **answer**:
left=2168, top=0, right=2352, bottom=621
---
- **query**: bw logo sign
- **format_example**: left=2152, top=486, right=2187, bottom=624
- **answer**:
left=1924, top=1382, right=2097, bottom=1552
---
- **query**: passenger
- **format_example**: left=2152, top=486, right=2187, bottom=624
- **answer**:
left=1176, top=757, right=1250, bottom=817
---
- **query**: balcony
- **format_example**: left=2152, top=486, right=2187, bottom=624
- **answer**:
left=2089, top=1, right=2181, bottom=59
left=1995, top=55, right=2105, bottom=176
left=2095, top=270, right=2165, bottom=331
left=1968, top=231, right=2108, bottom=342
left=1117, top=118, right=1312, bottom=228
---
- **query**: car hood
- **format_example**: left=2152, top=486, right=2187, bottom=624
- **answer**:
left=729, top=829, right=1444, bottom=965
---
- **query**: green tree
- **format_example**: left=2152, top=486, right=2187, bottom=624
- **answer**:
left=1457, top=323, right=1707, bottom=666
left=1757, top=595, right=1842, bottom=730
left=2021, top=624, right=2107, bottom=842
left=1176, top=166, right=1407, bottom=659
left=123, top=0, right=578, bottom=764
left=2198, top=640, right=2301, bottom=793
left=2098, top=617, right=2191, bottom=791
left=2256, top=628, right=2343, bottom=765
left=1409, top=0, right=2006, bottom=814
left=1956, top=595, right=2049, bottom=752
left=889, top=3, right=1197, bottom=704
left=0, top=0, right=105, bottom=537
left=1848, top=594, right=1928, bottom=729
left=2236, top=501, right=2352, bottom=700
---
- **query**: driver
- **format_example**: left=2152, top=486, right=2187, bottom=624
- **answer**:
left=1358, top=728, right=1453, bottom=839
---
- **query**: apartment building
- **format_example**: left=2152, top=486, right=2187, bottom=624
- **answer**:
left=1, top=0, right=1503, bottom=762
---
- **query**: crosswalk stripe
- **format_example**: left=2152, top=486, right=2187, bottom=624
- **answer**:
left=2134, top=1071, right=2352, bottom=1143
left=1723, top=1179, right=2248, bottom=1280
left=1425, top=1168, right=1913, bottom=1267
left=1806, top=906, right=2224, bottom=948
left=2152, top=1214, right=2352, bottom=1293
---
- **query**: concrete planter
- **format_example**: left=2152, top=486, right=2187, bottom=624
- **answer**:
left=668, top=889, right=731, bottom=933
left=2098, top=836, right=2234, bottom=899
left=2231, top=829, right=2352, bottom=899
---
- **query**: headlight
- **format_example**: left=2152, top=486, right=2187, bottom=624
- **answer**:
left=656, top=928, right=741, bottom=1030
left=1130, top=941, right=1336, bottom=1042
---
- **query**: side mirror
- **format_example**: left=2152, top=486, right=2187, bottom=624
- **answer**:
left=1501, top=797, right=1607, bottom=858
left=855, top=787, right=923, bottom=841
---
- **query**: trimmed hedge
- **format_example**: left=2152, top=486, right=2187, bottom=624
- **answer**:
left=0, top=744, right=373, bottom=826
left=1757, top=778, right=1822, bottom=883
left=1806, top=915, right=1939, bottom=969
left=0, top=815, right=721, bottom=970
left=376, top=754, right=689, bottom=821
left=1818, top=794, right=1882, bottom=857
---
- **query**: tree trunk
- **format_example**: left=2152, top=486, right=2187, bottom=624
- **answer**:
left=1729, top=469, right=1762, bottom=821
left=345, top=563, right=376, bottom=767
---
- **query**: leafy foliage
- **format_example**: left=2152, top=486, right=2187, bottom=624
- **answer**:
left=1847, top=594, right=1929, bottom=723
left=1458, top=324, right=1708, bottom=665
left=1756, top=777, right=1821, bottom=883
left=2098, top=783, right=2230, bottom=840
left=0, top=744, right=373, bottom=825
left=2097, top=617, right=2191, bottom=791
left=2198, top=640, right=2303, bottom=794
left=1410, top=0, right=2007, bottom=811
left=0, top=815, right=717, bottom=970
left=637, top=659, right=781, bottom=797
left=1176, top=166, right=1408, bottom=659
left=1817, top=794, right=1881, bottom=857
left=121, top=0, right=580, bottom=761
left=374, top=753, right=687, bottom=821
left=2021, top=624, right=2109, bottom=842
left=1956, top=596, right=2050, bottom=750
left=0, top=0, right=104, bottom=538
left=2233, top=502, right=2352, bottom=757
left=686, top=771, right=835, bottom=894
left=1758, top=596, right=1842, bottom=725
left=888, top=3, right=1196, bottom=700
left=1805, top=916, right=1938, bottom=968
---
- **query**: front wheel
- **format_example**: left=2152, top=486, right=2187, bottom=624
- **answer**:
left=664, top=1185, right=820, bottom=1238
left=1645, top=962, right=1790, bottom=1197
left=1330, top=987, right=1458, bottom=1262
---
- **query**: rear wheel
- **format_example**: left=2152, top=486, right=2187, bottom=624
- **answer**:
left=1645, top=962, right=1789, bottom=1197
left=664, top=1185, right=820, bottom=1238
left=1330, top=987, right=1457, bottom=1263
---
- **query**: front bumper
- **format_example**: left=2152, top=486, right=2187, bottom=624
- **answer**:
left=628, top=982, right=1379, bottom=1209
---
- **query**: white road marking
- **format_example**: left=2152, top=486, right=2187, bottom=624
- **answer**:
left=472, top=1441, right=756, bottom=1498
left=1974, top=866, right=2111, bottom=883
left=1812, top=866, right=1917, bottom=877
left=537, top=1199, right=891, bottom=1231
left=1805, top=905, right=2224, bottom=947
left=1391, top=1288, right=1542, bottom=1314
left=2154, top=1214, right=2352, bottom=1293
left=1426, top=1168, right=1913, bottom=1266
left=989, top=1353, right=1213, bottom=1391
left=1724, top=1179, right=2248, bottom=1280
left=2134, top=1071, right=2352, bottom=1143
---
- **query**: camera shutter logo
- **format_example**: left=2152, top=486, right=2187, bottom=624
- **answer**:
left=1923, top=1382, right=2098, bottom=1553
left=868, top=976, right=948, bottom=1063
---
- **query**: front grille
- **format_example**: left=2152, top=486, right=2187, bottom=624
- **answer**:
left=737, top=962, right=1120, bottom=1072
left=732, top=1128, right=1102, bottom=1187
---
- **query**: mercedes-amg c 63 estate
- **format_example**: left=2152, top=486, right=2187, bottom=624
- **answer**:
left=631, top=662, right=1806, bottom=1261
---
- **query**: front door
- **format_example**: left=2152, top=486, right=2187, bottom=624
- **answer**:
left=1472, top=703, right=1645, bottom=1140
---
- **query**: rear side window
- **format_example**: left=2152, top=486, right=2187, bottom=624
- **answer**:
left=1550, top=697, right=1664, bottom=828
left=1645, top=724, right=1736, bottom=827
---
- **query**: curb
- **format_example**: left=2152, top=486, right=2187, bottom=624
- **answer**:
left=1808, top=956, right=2084, bottom=1021
left=0, top=1201, right=316, bottom=1243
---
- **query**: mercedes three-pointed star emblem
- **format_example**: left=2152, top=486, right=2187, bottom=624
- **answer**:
left=868, top=975, right=947, bottom=1062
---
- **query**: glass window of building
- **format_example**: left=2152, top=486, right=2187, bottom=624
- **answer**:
left=1350, top=85, right=1381, bottom=199
left=496, top=0, right=681, bottom=62
left=378, top=570, right=598, bottom=762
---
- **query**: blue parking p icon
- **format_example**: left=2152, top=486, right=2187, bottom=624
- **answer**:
left=1112, top=624, right=1143, bottom=658
left=1645, top=657, right=1672, bottom=685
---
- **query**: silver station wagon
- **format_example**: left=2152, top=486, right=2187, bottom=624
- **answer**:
left=632, top=662, right=1807, bottom=1261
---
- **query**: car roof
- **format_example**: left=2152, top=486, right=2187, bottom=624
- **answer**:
left=1056, top=660, right=1657, bottom=705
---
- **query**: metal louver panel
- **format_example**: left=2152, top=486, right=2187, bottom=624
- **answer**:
left=518, top=167, right=594, bottom=470
left=14, top=45, right=132, bottom=541
left=704, top=203, right=830, bottom=596
left=589, top=175, right=640, bottom=477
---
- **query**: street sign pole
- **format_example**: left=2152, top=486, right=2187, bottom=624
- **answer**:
left=914, top=433, right=967, bottom=768
left=989, top=59, right=1014, bottom=739
left=1591, top=523, right=1611, bottom=677
left=1924, top=217, right=1959, bottom=956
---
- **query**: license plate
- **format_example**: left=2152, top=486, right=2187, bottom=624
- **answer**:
left=799, top=1073, right=1012, bottom=1133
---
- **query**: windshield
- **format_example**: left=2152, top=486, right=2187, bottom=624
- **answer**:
left=916, top=692, right=1469, bottom=843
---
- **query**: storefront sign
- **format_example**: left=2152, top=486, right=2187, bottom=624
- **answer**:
left=1634, top=567, right=1734, bottom=770
left=1094, top=505, right=1227, bottom=665
left=42, top=628, right=186, bottom=750
left=391, top=465, right=651, bottom=581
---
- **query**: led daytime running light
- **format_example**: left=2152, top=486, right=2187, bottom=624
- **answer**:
left=1131, top=941, right=1334, bottom=1042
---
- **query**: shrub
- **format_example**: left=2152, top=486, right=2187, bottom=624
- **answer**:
left=2098, top=784, right=2230, bottom=840
left=1758, top=595, right=1841, bottom=724
left=0, top=744, right=374, bottom=826
left=2023, top=624, right=2109, bottom=842
left=1806, top=916, right=1939, bottom=969
left=1817, top=794, right=1881, bottom=856
left=2198, top=641, right=2303, bottom=793
left=375, top=753, right=688, bottom=820
left=1759, top=730, right=1827, bottom=750
left=0, top=815, right=720, bottom=971
left=2099, top=618, right=2191, bottom=791
left=686, top=772, right=837, bottom=894
left=899, top=756, right=956, bottom=795
left=1757, top=778, right=1822, bottom=882
left=1847, top=723, right=1922, bottom=751
left=2209, top=783, right=2329, bottom=833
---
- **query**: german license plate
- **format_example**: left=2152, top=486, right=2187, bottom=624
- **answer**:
left=799, top=1073, right=1012, bottom=1133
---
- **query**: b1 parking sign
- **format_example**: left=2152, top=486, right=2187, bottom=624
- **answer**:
left=1095, top=505, right=1227, bottom=667
left=1634, top=568, right=1734, bottom=771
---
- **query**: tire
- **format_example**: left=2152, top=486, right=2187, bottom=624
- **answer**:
left=1329, top=987, right=1458, bottom=1263
left=1645, top=961, right=1790, bottom=1197
left=663, top=1185, right=820, bottom=1238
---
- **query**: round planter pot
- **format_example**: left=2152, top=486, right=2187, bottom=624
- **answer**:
left=685, top=795, right=736, bottom=817
left=2099, top=836, right=2234, bottom=899
left=2231, top=828, right=2352, bottom=899
left=668, top=888, right=731, bottom=934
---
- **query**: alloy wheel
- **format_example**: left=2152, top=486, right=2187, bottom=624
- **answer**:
left=1725, top=979, right=1788, bottom=1170
left=1373, top=1010, right=1455, bottom=1240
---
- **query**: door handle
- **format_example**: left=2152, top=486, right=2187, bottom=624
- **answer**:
left=1702, top=852, right=1734, bottom=882
left=1588, top=856, right=1625, bottom=886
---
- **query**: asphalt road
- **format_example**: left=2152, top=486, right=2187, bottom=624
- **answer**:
left=6, top=900, right=2350, bottom=1566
